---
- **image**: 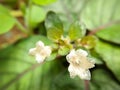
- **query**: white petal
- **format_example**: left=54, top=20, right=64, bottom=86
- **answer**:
left=29, top=48, right=36, bottom=55
left=36, top=41, right=44, bottom=48
left=76, top=49, right=88, bottom=56
left=68, top=64, right=76, bottom=78
left=78, top=68, right=91, bottom=80
left=44, top=46, right=52, bottom=56
left=68, top=64, right=91, bottom=80
left=66, top=49, right=76, bottom=62
left=35, top=54, right=45, bottom=63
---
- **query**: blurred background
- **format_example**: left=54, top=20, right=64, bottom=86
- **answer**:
left=0, top=0, right=120, bottom=90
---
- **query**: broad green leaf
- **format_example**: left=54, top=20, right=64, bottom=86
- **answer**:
left=47, top=27, right=63, bottom=41
left=96, top=24, right=120, bottom=44
left=68, top=21, right=86, bottom=41
left=32, top=0, right=57, bottom=6
left=0, top=5, right=15, bottom=34
left=90, top=69, right=120, bottom=90
left=95, top=40, right=120, bottom=81
left=45, top=11, right=63, bottom=30
left=81, top=0, right=120, bottom=30
left=25, top=5, right=46, bottom=28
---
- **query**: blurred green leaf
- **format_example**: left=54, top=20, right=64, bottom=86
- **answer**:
left=95, top=40, right=120, bottom=81
left=47, top=27, right=63, bottom=41
left=96, top=24, right=120, bottom=44
left=68, top=21, right=86, bottom=41
left=46, top=0, right=88, bottom=30
left=45, top=11, right=63, bottom=30
left=32, top=0, right=57, bottom=6
left=90, top=69, right=120, bottom=90
left=45, top=12, right=63, bottom=41
left=0, top=4, right=15, bottom=34
left=80, top=35, right=97, bottom=49
left=81, top=0, right=120, bottom=30
left=25, top=5, right=46, bottom=28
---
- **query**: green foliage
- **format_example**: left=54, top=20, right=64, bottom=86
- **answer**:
left=96, top=24, right=120, bottom=44
left=58, top=46, right=70, bottom=56
left=68, top=21, right=86, bottom=41
left=80, top=35, right=97, bottom=49
left=95, top=41, right=120, bottom=81
left=45, top=11, right=63, bottom=30
left=81, top=0, right=120, bottom=30
left=47, top=27, right=63, bottom=41
left=90, top=69, right=120, bottom=90
left=0, top=5, right=15, bottom=34
left=25, top=5, right=46, bottom=28
left=45, top=12, right=63, bottom=41
left=32, top=0, right=57, bottom=6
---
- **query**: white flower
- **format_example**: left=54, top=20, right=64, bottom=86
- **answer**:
left=29, top=41, right=52, bottom=63
left=66, top=49, right=95, bottom=80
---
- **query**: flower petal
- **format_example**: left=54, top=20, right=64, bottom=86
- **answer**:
left=76, top=49, right=88, bottom=56
left=68, top=64, right=76, bottom=78
left=29, top=48, right=36, bottom=55
left=78, top=69, right=91, bottom=80
left=44, top=46, right=52, bottom=56
left=35, top=54, right=45, bottom=63
left=36, top=41, right=44, bottom=48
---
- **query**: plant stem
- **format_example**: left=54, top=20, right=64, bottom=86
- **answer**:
left=84, top=80, right=89, bottom=90
left=88, top=20, right=120, bottom=35
left=15, top=19, right=28, bottom=34
left=28, top=0, right=32, bottom=33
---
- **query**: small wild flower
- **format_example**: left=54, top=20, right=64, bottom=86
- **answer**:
left=29, top=41, right=52, bottom=63
left=66, top=49, right=95, bottom=80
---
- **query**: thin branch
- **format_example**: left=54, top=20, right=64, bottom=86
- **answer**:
left=0, top=62, right=43, bottom=90
left=88, top=20, right=120, bottom=35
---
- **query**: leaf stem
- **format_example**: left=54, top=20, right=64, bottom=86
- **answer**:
left=88, top=20, right=120, bottom=35
left=15, top=19, right=28, bottom=34
left=28, top=0, right=32, bottom=33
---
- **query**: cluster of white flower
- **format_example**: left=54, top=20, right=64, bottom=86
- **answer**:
left=29, top=41, right=95, bottom=80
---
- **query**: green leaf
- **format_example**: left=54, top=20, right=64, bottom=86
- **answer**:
left=45, top=12, right=64, bottom=41
left=25, top=5, right=46, bottom=28
left=0, top=5, right=15, bottom=34
left=68, top=21, right=86, bottom=41
left=90, top=69, right=120, bottom=90
left=32, top=0, right=57, bottom=6
left=47, top=27, right=63, bottom=41
left=58, top=46, right=70, bottom=56
left=96, top=24, right=120, bottom=44
left=95, top=40, right=120, bottom=81
left=81, top=0, right=120, bottom=30
left=45, top=11, right=63, bottom=30
left=80, top=35, right=97, bottom=49
left=46, top=0, right=88, bottom=31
